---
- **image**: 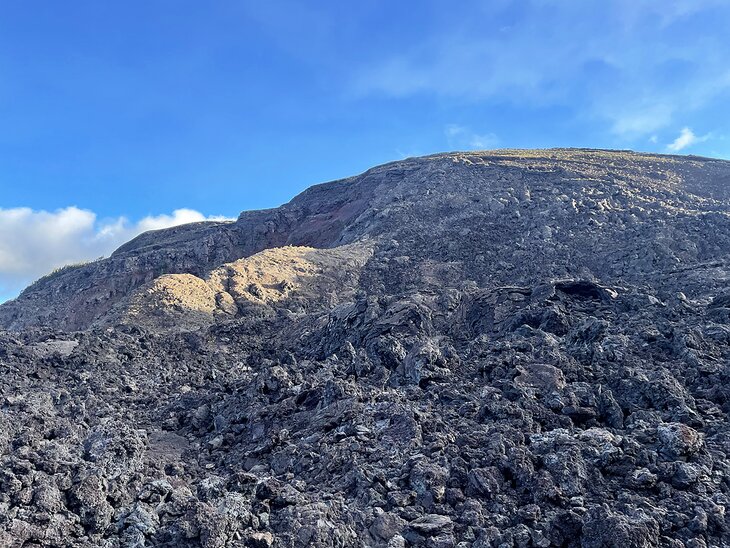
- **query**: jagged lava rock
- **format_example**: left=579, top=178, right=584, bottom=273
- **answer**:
left=0, top=148, right=729, bottom=547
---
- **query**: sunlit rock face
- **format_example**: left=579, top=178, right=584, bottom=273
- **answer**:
left=1, top=149, right=730, bottom=547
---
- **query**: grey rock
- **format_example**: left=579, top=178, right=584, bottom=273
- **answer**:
left=409, top=514, right=453, bottom=535
left=0, top=149, right=729, bottom=546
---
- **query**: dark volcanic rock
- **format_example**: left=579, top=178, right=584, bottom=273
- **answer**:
left=1, top=148, right=730, bottom=547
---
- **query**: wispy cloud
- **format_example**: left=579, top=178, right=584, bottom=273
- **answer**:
left=666, top=127, right=710, bottom=152
left=0, top=207, right=232, bottom=300
left=445, top=124, right=499, bottom=150
left=350, top=1, right=730, bottom=139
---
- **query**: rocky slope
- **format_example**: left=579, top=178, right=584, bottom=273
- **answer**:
left=1, top=149, right=729, bottom=547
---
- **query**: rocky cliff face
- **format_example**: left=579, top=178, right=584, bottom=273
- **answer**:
left=0, top=162, right=380, bottom=331
left=1, top=149, right=729, bottom=547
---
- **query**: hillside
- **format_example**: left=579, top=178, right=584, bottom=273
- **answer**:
left=3, top=149, right=729, bottom=332
left=1, top=149, right=729, bottom=547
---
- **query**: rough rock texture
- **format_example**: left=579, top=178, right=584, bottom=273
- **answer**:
left=115, top=244, right=373, bottom=330
left=1, top=148, right=730, bottom=547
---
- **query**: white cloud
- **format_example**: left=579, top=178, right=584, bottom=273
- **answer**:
left=445, top=124, right=499, bottom=150
left=350, top=1, right=730, bottom=139
left=609, top=103, right=675, bottom=138
left=0, top=207, right=232, bottom=300
left=136, top=208, right=230, bottom=232
left=666, top=127, right=710, bottom=152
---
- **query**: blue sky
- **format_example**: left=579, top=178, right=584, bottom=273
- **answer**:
left=1, top=0, right=730, bottom=300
